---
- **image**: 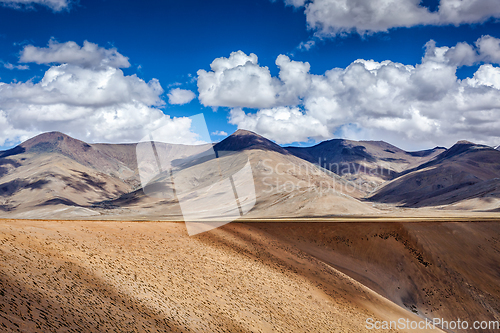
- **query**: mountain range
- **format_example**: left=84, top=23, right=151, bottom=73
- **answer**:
left=1, top=130, right=500, bottom=219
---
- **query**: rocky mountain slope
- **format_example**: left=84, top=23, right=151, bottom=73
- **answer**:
left=2, top=130, right=500, bottom=218
left=93, top=129, right=377, bottom=221
left=0, top=132, right=135, bottom=218
left=369, top=141, right=500, bottom=210
left=286, top=139, right=445, bottom=193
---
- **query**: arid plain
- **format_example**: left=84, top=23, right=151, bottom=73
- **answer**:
left=1, top=218, right=500, bottom=332
left=0, top=218, right=481, bottom=332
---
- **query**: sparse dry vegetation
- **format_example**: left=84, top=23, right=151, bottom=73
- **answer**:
left=0, top=219, right=469, bottom=332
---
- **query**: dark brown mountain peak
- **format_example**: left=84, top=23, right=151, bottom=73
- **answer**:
left=0, top=132, right=89, bottom=158
left=0, top=132, right=131, bottom=177
left=24, top=131, right=70, bottom=142
left=19, top=131, right=92, bottom=154
left=455, top=140, right=475, bottom=145
left=436, top=140, right=486, bottom=161
left=232, top=129, right=258, bottom=136
left=214, top=129, right=288, bottom=154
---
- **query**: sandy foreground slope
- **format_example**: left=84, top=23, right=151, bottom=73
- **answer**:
left=255, top=221, right=500, bottom=326
left=0, top=219, right=453, bottom=333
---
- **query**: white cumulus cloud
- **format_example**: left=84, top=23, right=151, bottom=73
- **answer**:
left=197, top=51, right=288, bottom=109
left=0, top=41, right=198, bottom=147
left=20, top=40, right=130, bottom=69
left=167, top=88, right=196, bottom=105
left=211, top=130, right=228, bottom=136
left=2, top=62, right=29, bottom=70
left=199, top=36, right=500, bottom=150
left=197, top=51, right=315, bottom=109
left=0, top=0, right=72, bottom=11
left=278, top=0, right=500, bottom=37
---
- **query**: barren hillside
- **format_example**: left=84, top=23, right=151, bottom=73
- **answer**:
left=2, top=130, right=500, bottom=218
left=369, top=141, right=500, bottom=209
left=286, top=139, right=445, bottom=192
left=0, top=219, right=454, bottom=332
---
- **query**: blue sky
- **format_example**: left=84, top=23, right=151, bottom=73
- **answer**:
left=1, top=0, right=500, bottom=150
